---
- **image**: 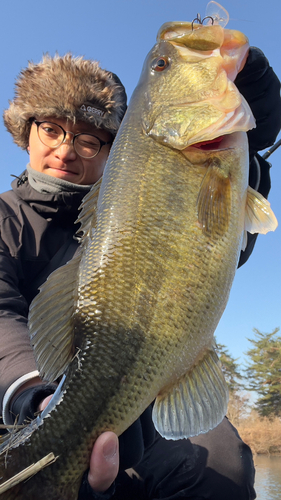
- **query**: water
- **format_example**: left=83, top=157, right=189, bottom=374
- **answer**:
left=254, top=455, right=281, bottom=500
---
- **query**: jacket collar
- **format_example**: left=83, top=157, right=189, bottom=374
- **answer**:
left=11, top=170, right=91, bottom=225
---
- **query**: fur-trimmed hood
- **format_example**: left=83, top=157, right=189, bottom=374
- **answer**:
left=3, top=53, right=127, bottom=149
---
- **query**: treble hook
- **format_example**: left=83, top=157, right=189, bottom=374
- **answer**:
left=202, top=16, right=214, bottom=25
left=191, top=13, right=214, bottom=30
left=191, top=13, right=202, bottom=30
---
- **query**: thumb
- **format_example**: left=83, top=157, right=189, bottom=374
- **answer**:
left=88, top=432, right=119, bottom=493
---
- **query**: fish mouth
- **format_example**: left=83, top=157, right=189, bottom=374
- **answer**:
left=190, top=136, right=225, bottom=151
left=188, top=133, right=238, bottom=152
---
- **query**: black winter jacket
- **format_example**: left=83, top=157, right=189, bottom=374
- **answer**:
left=0, top=176, right=83, bottom=408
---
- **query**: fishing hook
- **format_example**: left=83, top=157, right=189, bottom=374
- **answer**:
left=192, top=13, right=214, bottom=30
left=191, top=13, right=202, bottom=30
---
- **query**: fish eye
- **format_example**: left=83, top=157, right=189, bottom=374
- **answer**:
left=151, top=57, right=169, bottom=72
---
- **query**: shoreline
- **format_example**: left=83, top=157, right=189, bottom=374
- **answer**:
left=235, top=413, right=281, bottom=456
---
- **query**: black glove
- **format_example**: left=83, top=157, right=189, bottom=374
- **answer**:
left=235, top=46, right=281, bottom=156
left=9, top=383, right=58, bottom=425
left=234, top=47, right=281, bottom=266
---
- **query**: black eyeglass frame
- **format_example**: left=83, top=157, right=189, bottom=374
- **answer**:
left=33, top=120, right=112, bottom=159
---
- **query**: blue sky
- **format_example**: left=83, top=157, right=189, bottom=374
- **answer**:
left=0, top=0, right=280, bottom=370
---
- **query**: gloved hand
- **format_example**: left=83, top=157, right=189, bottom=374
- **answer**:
left=12, top=386, right=155, bottom=499
left=234, top=47, right=281, bottom=266
left=235, top=46, right=281, bottom=157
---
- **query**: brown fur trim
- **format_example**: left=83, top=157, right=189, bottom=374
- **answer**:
left=3, top=54, right=127, bottom=149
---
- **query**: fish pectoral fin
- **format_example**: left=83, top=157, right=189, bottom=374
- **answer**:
left=152, top=347, right=228, bottom=439
left=75, top=177, right=102, bottom=241
left=241, top=230, right=248, bottom=252
left=197, top=162, right=231, bottom=237
left=245, top=185, right=278, bottom=235
left=28, top=251, right=81, bottom=382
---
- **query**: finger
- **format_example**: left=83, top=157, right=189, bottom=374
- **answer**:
left=38, top=395, right=53, bottom=412
left=88, top=432, right=119, bottom=493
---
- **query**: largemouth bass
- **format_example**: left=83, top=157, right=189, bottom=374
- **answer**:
left=0, top=8, right=277, bottom=499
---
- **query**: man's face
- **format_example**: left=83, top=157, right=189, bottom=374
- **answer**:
left=28, top=117, right=113, bottom=185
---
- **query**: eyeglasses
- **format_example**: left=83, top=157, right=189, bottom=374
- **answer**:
left=33, top=120, right=112, bottom=159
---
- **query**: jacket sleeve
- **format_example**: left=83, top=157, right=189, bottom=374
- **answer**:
left=0, top=228, right=40, bottom=422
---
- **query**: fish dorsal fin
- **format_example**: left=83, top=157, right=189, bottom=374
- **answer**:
left=245, top=186, right=278, bottom=235
left=75, top=177, right=102, bottom=241
left=152, top=347, right=228, bottom=439
left=28, top=251, right=81, bottom=382
left=197, top=160, right=231, bottom=237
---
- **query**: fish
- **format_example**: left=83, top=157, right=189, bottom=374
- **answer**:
left=0, top=7, right=277, bottom=499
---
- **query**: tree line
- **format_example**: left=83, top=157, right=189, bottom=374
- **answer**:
left=216, top=327, right=281, bottom=418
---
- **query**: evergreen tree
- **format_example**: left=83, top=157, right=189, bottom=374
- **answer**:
left=216, top=344, right=250, bottom=424
left=244, top=327, right=281, bottom=417
left=216, top=343, right=243, bottom=392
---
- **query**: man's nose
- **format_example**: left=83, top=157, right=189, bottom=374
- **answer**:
left=55, top=133, right=77, bottom=160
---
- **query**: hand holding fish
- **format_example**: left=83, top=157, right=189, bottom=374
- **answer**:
left=39, top=397, right=119, bottom=495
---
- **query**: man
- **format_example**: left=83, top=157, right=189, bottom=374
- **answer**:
left=1, top=50, right=280, bottom=499
left=1, top=54, right=125, bottom=497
